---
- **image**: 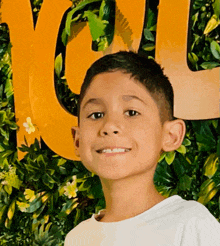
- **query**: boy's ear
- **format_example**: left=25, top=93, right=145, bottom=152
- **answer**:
left=162, top=119, right=186, bottom=152
left=71, top=126, right=80, bottom=157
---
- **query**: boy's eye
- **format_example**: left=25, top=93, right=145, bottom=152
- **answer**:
left=125, top=110, right=140, bottom=117
left=87, top=110, right=139, bottom=119
left=88, top=112, right=104, bottom=119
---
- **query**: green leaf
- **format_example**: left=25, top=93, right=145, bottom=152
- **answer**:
left=0, top=205, right=7, bottom=222
left=200, top=61, right=220, bottom=69
left=144, top=28, right=155, bottom=42
left=2, top=156, right=9, bottom=167
left=203, top=153, right=219, bottom=178
left=4, top=79, right=13, bottom=99
left=0, top=144, right=5, bottom=152
left=165, top=151, right=176, bottom=165
left=0, top=128, right=9, bottom=140
left=199, top=179, right=214, bottom=196
left=149, top=24, right=156, bottom=32
left=0, top=84, right=4, bottom=99
left=142, top=43, right=155, bottom=51
left=26, top=197, right=42, bottom=213
left=74, top=208, right=81, bottom=227
left=99, top=0, right=106, bottom=20
left=188, top=52, right=198, bottom=68
left=0, top=111, right=6, bottom=124
left=59, top=199, right=77, bottom=217
left=61, top=29, right=68, bottom=46
left=7, top=200, right=15, bottom=220
left=158, top=151, right=166, bottom=162
left=212, top=120, right=218, bottom=129
left=155, top=160, right=175, bottom=186
left=204, top=14, right=220, bottom=35
left=6, top=172, right=22, bottom=190
left=147, top=8, right=157, bottom=30
left=83, top=11, right=107, bottom=40
left=33, top=204, right=46, bottom=219
left=59, top=165, right=66, bottom=174
left=213, top=0, right=220, bottom=17
left=0, top=98, right=8, bottom=108
left=6, top=111, right=14, bottom=121
left=57, top=158, right=67, bottom=166
left=65, top=0, right=102, bottom=36
left=99, top=0, right=114, bottom=21
left=176, top=145, right=186, bottom=154
left=95, top=36, right=109, bottom=51
left=54, top=53, right=63, bottom=78
left=42, top=173, right=55, bottom=189
left=5, top=120, right=18, bottom=130
left=78, top=181, right=88, bottom=191
left=45, top=173, right=56, bottom=184
left=178, top=174, right=192, bottom=191
left=192, top=121, right=216, bottom=151
left=198, top=181, right=218, bottom=205
left=45, top=222, right=52, bottom=232
left=192, top=12, right=199, bottom=30
left=97, top=0, right=115, bottom=49
left=4, top=184, right=12, bottom=195
left=5, top=217, right=12, bottom=229
left=210, top=41, right=220, bottom=60
left=173, top=155, right=188, bottom=178
left=191, top=33, right=200, bottom=52
left=3, top=138, right=8, bottom=146
left=37, top=155, right=46, bottom=169
left=182, top=138, right=191, bottom=146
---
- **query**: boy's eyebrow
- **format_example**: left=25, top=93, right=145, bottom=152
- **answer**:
left=122, top=95, right=146, bottom=105
left=82, top=95, right=146, bottom=109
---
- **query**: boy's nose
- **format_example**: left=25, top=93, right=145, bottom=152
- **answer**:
left=99, top=118, right=122, bottom=136
left=103, top=130, right=119, bottom=136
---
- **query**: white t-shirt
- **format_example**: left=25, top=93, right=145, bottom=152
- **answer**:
left=64, top=195, right=220, bottom=245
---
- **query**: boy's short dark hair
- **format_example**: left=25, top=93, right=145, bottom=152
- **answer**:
left=77, top=51, right=175, bottom=126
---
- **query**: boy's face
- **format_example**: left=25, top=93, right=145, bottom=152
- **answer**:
left=74, top=71, right=168, bottom=180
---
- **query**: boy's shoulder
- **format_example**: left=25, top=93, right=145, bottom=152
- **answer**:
left=65, top=195, right=218, bottom=231
left=136, top=195, right=218, bottom=226
left=64, top=216, right=98, bottom=245
left=64, top=195, right=220, bottom=246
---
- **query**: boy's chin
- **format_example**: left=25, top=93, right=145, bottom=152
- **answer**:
left=96, top=169, right=146, bottom=182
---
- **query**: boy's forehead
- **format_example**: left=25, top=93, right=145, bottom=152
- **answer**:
left=82, top=94, right=148, bottom=110
left=82, top=71, right=159, bottom=105
left=84, top=71, right=146, bottom=95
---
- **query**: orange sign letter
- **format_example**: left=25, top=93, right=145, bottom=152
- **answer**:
left=156, top=0, right=219, bottom=119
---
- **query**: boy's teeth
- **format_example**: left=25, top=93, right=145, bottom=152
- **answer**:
left=101, top=148, right=129, bottom=153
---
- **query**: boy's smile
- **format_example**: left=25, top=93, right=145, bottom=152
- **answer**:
left=73, top=70, right=167, bottom=180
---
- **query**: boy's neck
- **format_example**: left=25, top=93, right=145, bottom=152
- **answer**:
left=98, top=172, right=165, bottom=222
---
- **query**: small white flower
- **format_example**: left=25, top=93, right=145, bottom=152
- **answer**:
left=23, top=117, right=35, bottom=134
left=1, top=180, right=8, bottom=185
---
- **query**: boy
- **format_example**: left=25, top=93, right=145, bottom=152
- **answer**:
left=65, top=51, right=220, bottom=245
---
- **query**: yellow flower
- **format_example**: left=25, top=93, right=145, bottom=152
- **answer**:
left=16, top=201, right=30, bottom=212
left=64, top=176, right=78, bottom=199
left=41, top=193, right=49, bottom=203
left=23, top=117, right=35, bottom=134
left=24, top=189, right=36, bottom=202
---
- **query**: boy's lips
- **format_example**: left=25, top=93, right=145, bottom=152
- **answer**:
left=96, top=147, right=131, bottom=153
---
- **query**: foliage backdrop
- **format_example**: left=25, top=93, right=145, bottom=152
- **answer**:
left=0, top=0, right=219, bottom=245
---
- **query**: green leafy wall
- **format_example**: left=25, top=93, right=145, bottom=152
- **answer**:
left=0, top=0, right=219, bottom=245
